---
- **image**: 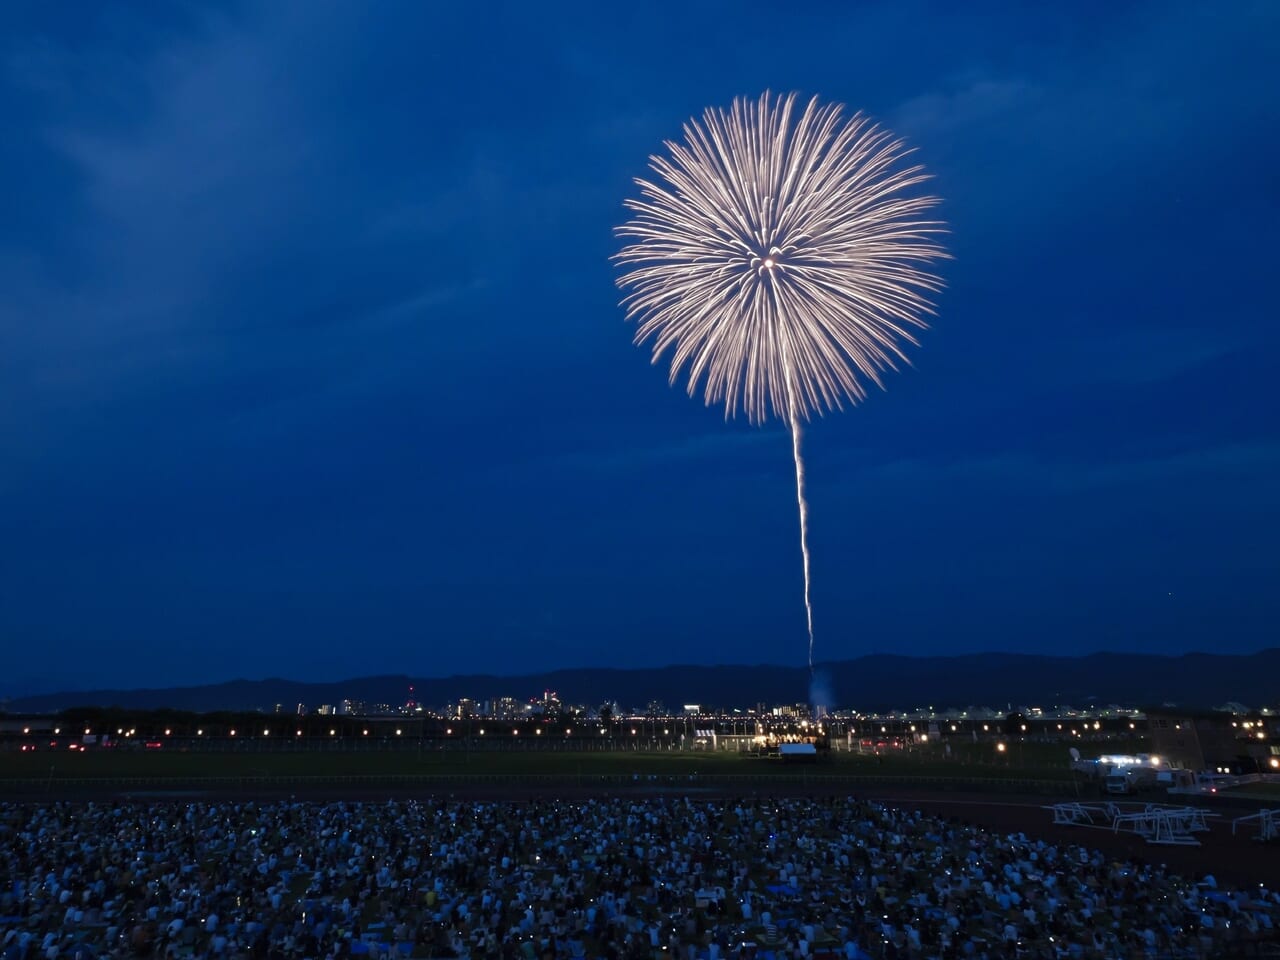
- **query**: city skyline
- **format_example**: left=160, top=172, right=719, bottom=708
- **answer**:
left=2, top=3, right=1277, bottom=692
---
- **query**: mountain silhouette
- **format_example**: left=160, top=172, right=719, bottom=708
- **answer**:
left=5, top=649, right=1276, bottom=713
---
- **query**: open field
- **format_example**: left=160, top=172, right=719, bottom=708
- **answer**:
left=0, top=745, right=1080, bottom=778
left=0, top=745, right=1092, bottom=797
left=1225, top=780, right=1280, bottom=798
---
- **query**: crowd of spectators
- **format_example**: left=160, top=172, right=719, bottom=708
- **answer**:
left=1, top=796, right=1275, bottom=960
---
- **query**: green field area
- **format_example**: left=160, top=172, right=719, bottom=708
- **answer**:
left=1225, top=781, right=1280, bottom=798
left=0, top=739, right=1131, bottom=789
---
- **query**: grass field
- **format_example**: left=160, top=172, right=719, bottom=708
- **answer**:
left=1224, top=781, right=1280, bottom=798
left=0, top=741, right=1111, bottom=787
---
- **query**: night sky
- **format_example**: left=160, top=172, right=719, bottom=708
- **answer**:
left=2, top=2, right=1277, bottom=696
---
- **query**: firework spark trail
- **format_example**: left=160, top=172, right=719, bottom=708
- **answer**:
left=780, top=347, right=816, bottom=678
left=615, top=91, right=947, bottom=691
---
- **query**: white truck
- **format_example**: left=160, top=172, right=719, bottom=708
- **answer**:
left=1104, top=765, right=1158, bottom=795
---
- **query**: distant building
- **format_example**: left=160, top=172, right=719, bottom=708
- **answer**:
left=274, top=703, right=283, bottom=714
left=1147, top=708, right=1275, bottom=773
left=317, top=705, right=334, bottom=716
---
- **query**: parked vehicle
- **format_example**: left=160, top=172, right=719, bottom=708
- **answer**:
left=1104, top=766, right=1158, bottom=795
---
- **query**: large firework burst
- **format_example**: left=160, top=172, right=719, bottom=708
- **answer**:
left=615, top=92, right=947, bottom=683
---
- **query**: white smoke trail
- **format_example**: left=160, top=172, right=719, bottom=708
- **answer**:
left=780, top=360, right=816, bottom=679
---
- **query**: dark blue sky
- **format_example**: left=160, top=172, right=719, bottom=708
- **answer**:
left=2, top=2, right=1277, bottom=695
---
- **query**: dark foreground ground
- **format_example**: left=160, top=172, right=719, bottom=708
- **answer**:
left=4, top=776, right=1274, bottom=890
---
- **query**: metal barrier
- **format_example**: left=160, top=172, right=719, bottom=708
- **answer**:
left=1231, top=808, right=1279, bottom=842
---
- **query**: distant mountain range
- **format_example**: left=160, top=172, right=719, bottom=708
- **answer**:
left=4, top=649, right=1277, bottom=714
